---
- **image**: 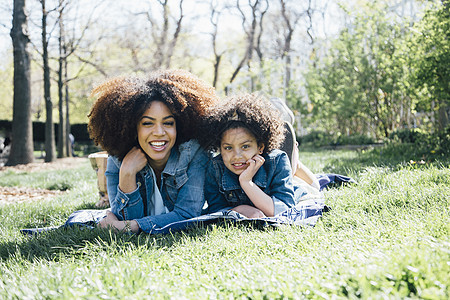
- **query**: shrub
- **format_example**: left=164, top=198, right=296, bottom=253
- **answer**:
left=300, top=131, right=375, bottom=147
left=299, top=130, right=336, bottom=147
left=336, top=134, right=375, bottom=145
left=389, top=128, right=427, bottom=144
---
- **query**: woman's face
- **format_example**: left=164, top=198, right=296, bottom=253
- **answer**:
left=220, top=127, right=264, bottom=176
left=137, top=101, right=177, bottom=170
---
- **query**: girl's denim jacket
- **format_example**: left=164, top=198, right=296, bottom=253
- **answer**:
left=105, top=140, right=208, bottom=233
left=204, top=149, right=295, bottom=216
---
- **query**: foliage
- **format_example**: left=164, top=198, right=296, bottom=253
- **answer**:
left=336, top=133, right=375, bottom=146
left=409, top=0, right=450, bottom=129
left=300, top=130, right=375, bottom=147
left=389, top=128, right=428, bottom=144
left=0, top=56, right=13, bottom=121
left=389, top=126, right=450, bottom=157
left=299, top=130, right=336, bottom=147
left=303, top=1, right=448, bottom=139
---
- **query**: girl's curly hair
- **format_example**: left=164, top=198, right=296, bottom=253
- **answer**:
left=198, top=93, right=285, bottom=154
left=88, top=69, right=219, bottom=160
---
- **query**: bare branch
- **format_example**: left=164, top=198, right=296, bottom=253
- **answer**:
left=165, top=0, right=184, bottom=68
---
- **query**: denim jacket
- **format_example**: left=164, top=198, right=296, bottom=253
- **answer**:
left=105, top=140, right=208, bottom=233
left=204, top=149, right=295, bottom=216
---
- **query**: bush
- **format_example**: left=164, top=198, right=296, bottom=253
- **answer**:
left=383, top=126, right=450, bottom=160
left=300, top=131, right=375, bottom=147
left=336, top=134, right=375, bottom=145
left=299, top=130, right=336, bottom=147
left=389, top=128, right=427, bottom=143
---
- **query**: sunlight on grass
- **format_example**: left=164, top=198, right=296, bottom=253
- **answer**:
left=0, top=149, right=449, bottom=298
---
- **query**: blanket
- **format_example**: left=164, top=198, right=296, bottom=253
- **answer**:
left=20, top=173, right=355, bottom=236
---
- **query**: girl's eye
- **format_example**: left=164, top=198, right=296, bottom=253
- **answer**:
left=223, top=146, right=231, bottom=151
left=242, top=144, right=249, bottom=149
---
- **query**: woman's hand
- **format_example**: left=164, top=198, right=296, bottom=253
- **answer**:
left=239, top=154, right=265, bottom=183
left=98, top=210, right=139, bottom=233
left=98, top=210, right=120, bottom=230
left=119, top=147, right=147, bottom=193
left=121, top=146, right=148, bottom=175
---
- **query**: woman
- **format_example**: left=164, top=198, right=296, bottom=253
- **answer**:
left=88, top=69, right=218, bottom=233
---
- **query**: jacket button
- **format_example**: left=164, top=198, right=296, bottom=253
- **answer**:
left=228, top=192, right=233, bottom=197
left=121, top=198, right=125, bottom=204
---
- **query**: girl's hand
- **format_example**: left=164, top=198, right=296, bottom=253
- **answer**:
left=239, top=154, right=265, bottom=183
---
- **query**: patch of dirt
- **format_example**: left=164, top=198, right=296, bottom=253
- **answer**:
left=0, top=186, right=65, bottom=204
left=0, top=157, right=89, bottom=204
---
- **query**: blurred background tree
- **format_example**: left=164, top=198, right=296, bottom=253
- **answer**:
left=0, top=0, right=447, bottom=165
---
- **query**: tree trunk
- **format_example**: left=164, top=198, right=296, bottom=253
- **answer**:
left=42, top=0, right=56, bottom=162
left=7, top=0, right=34, bottom=166
left=64, top=50, right=71, bottom=157
left=57, top=4, right=67, bottom=158
left=438, top=100, right=449, bottom=131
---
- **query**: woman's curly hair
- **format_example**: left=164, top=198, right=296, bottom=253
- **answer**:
left=88, top=69, right=219, bottom=160
left=198, top=93, right=285, bottom=154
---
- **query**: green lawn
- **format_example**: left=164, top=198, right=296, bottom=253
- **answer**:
left=0, top=146, right=448, bottom=299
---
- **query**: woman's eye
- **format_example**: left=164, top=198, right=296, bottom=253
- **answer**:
left=142, top=122, right=153, bottom=126
left=164, top=121, right=175, bottom=126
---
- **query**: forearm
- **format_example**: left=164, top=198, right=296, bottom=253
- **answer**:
left=294, top=161, right=320, bottom=190
left=240, top=180, right=274, bottom=217
left=118, top=169, right=138, bottom=193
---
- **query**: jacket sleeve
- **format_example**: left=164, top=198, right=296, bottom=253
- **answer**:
left=105, top=156, right=146, bottom=221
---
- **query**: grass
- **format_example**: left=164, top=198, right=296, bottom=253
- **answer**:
left=0, top=145, right=449, bottom=299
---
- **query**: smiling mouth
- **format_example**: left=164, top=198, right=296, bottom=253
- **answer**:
left=232, top=162, right=247, bottom=169
left=150, top=141, right=167, bottom=151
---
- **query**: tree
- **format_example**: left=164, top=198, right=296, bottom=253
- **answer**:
left=55, top=0, right=101, bottom=157
left=40, top=0, right=56, bottom=162
left=278, top=0, right=302, bottom=92
left=411, top=0, right=449, bottom=131
left=7, top=0, right=34, bottom=166
left=57, top=0, right=67, bottom=158
left=228, top=0, right=269, bottom=90
left=209, top=1, right=226, bottom=88
left=143, top=0, right=185, bottom=70
left=304, top=2, right=416, bottom=138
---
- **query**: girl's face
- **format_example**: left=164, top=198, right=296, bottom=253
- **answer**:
left=137, top=101, right=177, bottom=170
left=220, top=127, right=264, bottom=176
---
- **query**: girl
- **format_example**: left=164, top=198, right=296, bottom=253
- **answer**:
left=199, top=93, right=298, bottom=218
left=88, top=69, right=219, bottom=233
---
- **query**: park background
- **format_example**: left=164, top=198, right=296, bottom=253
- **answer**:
left=0, top=0, right=449, bottom=298
left=0, top=0, right=448, bottom=165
